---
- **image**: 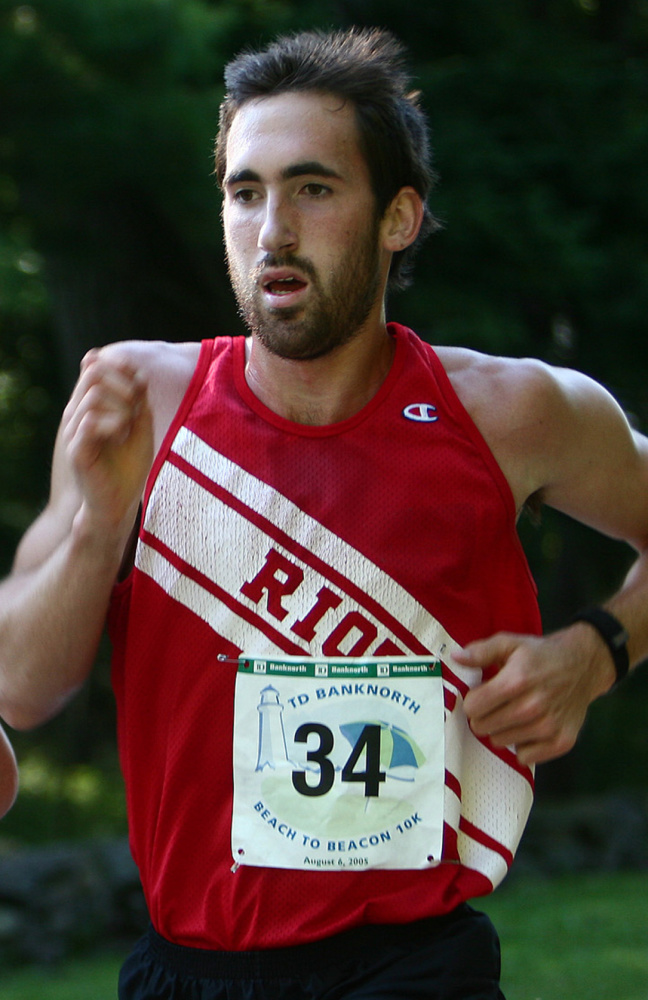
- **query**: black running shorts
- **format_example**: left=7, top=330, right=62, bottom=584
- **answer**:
left=118, top=904, right=506, bottom=999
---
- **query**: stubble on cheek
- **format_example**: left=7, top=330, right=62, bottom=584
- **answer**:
left=224, top=214, right=382, bottom=361
left=226, top=249, right=329, bottom=360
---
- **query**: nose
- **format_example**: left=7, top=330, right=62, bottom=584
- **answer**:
left=258, top=194, right=298, bottom=254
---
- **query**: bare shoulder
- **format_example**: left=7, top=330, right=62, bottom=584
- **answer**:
left=436, top=343, right=576, bottom=396
left=434, top=346, right=641, bottom=518
left=435, top=345, right=568, bottom=454
left=437, top=345, right=632, bottom=448
left=96, top=338, right=201, bottom=390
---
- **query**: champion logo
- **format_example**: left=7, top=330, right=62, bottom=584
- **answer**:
left=402, top=403, right=439, bottom=423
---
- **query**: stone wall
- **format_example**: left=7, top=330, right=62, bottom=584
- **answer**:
left=0, top=837, right=146, bottom=965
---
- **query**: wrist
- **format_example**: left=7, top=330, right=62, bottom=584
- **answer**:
left=71, top=502, right=136, bottom=567
left=570, top=607, right=630, bottom=692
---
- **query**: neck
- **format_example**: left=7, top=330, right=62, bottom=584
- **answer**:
left=244, top=320, right=395, bottom=425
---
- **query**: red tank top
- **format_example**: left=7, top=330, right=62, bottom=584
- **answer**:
left=109, top=324, right=541, bottom=950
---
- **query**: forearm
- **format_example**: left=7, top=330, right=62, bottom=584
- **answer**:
left=0, top=507, right=128, bottom=730
left=556, top=546, right=648, bottom=702
left=0, top=348, right=154, bottom=729
left=600, top=549, right=648, bottom=674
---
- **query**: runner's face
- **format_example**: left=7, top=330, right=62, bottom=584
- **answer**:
left=222, top=92, right=386, bottom=360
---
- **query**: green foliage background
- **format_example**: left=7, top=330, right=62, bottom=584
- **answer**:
left=1, top=0, right=647, bottom=841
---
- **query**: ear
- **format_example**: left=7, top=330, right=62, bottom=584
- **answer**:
left=380, top=187, right=424, bottom=252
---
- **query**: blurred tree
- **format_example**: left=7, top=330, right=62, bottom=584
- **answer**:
left=1, top=0, right=242, bottom=392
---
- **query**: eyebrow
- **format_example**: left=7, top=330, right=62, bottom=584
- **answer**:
left=224, top=161, right=343, bottom=187
left=283, top=161, right=342, bottom=181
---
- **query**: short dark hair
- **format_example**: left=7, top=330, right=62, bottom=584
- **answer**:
left=215, top=27, right=439, bottom=290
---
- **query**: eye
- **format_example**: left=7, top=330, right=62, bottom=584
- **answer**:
left=232, top=187, right=261, bottom=204
left=301, top=182, right=331, bottom=198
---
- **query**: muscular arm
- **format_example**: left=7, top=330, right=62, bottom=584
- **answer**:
left=0, top=348, right=153, bottom=730
left=451, top=357, right=648, bottom=765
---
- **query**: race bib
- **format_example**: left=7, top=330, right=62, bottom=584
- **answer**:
left=231, top=656, right=445, bottom=872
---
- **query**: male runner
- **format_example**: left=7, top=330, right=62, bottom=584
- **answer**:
left=0, top=26, right=647, bottom=999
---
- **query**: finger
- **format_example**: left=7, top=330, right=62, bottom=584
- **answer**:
left=69, top=409, right=135, bottom=463
left=477, top=705, right=552, bottom=747
left=478, top=705, right=580, bottom=763
left=469, top=707, right=537, bottom=743
left=515, top=732, right=578, bottom=766
left=79, top=348, right=101, bottom=372
left=64, top=396, right=138, bottom=461
left=453, top=632, right=519, bottom=670
left=462, top=662, right=529, bottom=724
left=63, top=365, right=146, bottom=445
left=72, top=352, right=145, bottom=409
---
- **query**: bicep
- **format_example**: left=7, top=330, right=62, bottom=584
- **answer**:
left=541, top=371, right=648, bottom=550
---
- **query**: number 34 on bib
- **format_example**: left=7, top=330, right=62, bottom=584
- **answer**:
left=231, top=656, right=445, bottom=871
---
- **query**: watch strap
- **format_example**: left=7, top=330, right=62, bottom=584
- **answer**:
left=571, top=607, right=629, bottom=687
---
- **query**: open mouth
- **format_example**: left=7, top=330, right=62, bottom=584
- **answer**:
left=263, top=276, right=308, bottom=296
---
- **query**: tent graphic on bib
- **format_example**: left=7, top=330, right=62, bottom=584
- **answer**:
left=339, top=721, right=426, bottom=780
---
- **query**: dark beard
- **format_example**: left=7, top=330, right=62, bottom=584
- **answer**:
left=228, top=227, right=382, bottom=362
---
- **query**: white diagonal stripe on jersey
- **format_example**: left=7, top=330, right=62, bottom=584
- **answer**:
left=456, top=834, right=509, bottom=889
left=169, top=427, right=460, bottom=661
left=142, top=462, right=426, bottom=657
left=444, top=704, right=533, bottom=861
left=136, top=541, right=306, bottom=656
